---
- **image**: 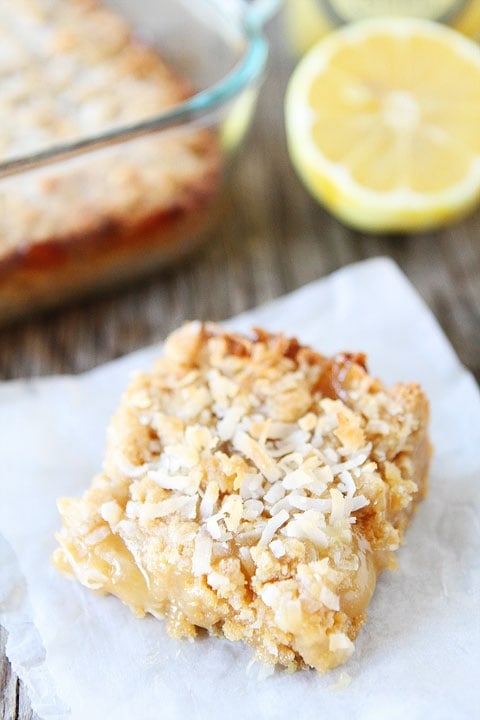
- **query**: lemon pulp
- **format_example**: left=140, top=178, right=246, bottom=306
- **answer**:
left=285, top=19, right=480, bottom=232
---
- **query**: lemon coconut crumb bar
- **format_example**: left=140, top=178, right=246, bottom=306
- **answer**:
left=53, top=322, right=431, bottom=673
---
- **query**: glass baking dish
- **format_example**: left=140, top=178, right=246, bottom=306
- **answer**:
left=0, top=0, right=277, bottom=325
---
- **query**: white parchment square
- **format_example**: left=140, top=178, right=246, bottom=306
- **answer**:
left=1, top=258, right=479, bottom=720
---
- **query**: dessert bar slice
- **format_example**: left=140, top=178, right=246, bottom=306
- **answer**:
left=53, top=322, right=431, bottom=673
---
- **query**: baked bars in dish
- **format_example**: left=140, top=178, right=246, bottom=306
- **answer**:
left=53, top=322, right=431, bottom=673
left=0, top=0, right=220, bottom=322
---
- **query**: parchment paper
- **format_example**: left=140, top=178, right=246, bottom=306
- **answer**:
left=1, top=257, right=479, bottom=720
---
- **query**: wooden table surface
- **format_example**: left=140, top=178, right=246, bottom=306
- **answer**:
left=1, top=11, right=479, bottom=719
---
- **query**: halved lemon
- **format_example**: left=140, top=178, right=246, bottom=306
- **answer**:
left=285, top=19, right=480, bottom=232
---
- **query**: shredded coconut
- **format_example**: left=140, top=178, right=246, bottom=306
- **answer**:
left=320, top=586, right=340, bottom=611
left=200, top=481, right=219, bottom=519
left=259, top=509, right=289, bottom=546
left=192, top=530, right=213, bottom=576
left=243, top=498, right=264, bottom=520
left=269, top=539, right=286, bottom=558
left=328, top=633, right=354, bottom=652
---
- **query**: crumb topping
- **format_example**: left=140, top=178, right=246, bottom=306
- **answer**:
left=110, top=323, right=422, bottom=560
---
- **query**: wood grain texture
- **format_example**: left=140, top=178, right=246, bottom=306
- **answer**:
left=1, top=627, right=34, bottom=720
left=1, top=11, right=479, bottom=719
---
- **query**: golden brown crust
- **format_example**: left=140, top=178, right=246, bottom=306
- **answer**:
left=0, top=136, right=220, bottom=323
left=0, top=0, right=221, bottom=322
left=53, top=323, right=431, bottom=674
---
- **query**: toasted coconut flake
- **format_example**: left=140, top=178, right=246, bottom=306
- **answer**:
left=233, top=430, right=282, bottom=483
left=263, top=482, right=286, bottom=505
left=331, top=445, right=372, bottom=474
left=334, top=410, right=365, bottom=452
left=148, top=470, right=199, bottom=495
left=207, top=369, right=239, bottom=402
left=337, top=470, right=356, bottom=497
left=257, top=419, right=272, bottom=446
left=268, top=495, right=294, bottom=516
left=269, top=539, right=286, bottom=558
left=324, top=447, right=339, bottom=465
left=163, top=321, right=202, bottom=363
left=243, top=498, right=264, bottom=521
left=260, top=582, right=279, bottom=608
left=223, top=495, right=244, bottom=532
left=283, top=469, right=315, bottom=490
left=163, top=443, right=199, bottom=470
left=329, top=488, right=347, bottom=524
left=349, top=495, right=370, bottom=512
left=265, top=422, right=298, bottom=440
left=259, top=509, right=289, bottom=546
left=268, top=430, right=310, bottom=457
left=200, top=481, right=219, bottom=519
left=320, top=586, right=340, bottom=611
left=181, top=497, right=198, bottom=519
left=288, top=495, right=332, bottom=513
left=307, top=480, right=328, bottom=498
left=284, top=510, right=328, bottom=547
left=185, top=425, right=216, bottom=451
left=113, top=451, right=151, bottom=478
left=206, top=515, right=222, bottom=540
left=328, top=633, right=354, bottom=652
left=239, top=474, right=265, bottom=500
left=277, top=451, right=305, bottom=471
left=316, top=466, right=334, bottom=484
left=217, top=406, right=244, bottom=441
left=192, top=530, right=213, bottom=576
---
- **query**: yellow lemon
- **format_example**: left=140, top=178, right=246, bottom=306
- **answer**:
left=285, top=19, right=480, bottom=232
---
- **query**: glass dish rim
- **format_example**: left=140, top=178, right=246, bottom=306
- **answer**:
left=0, top=0, right=269, bottom=179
